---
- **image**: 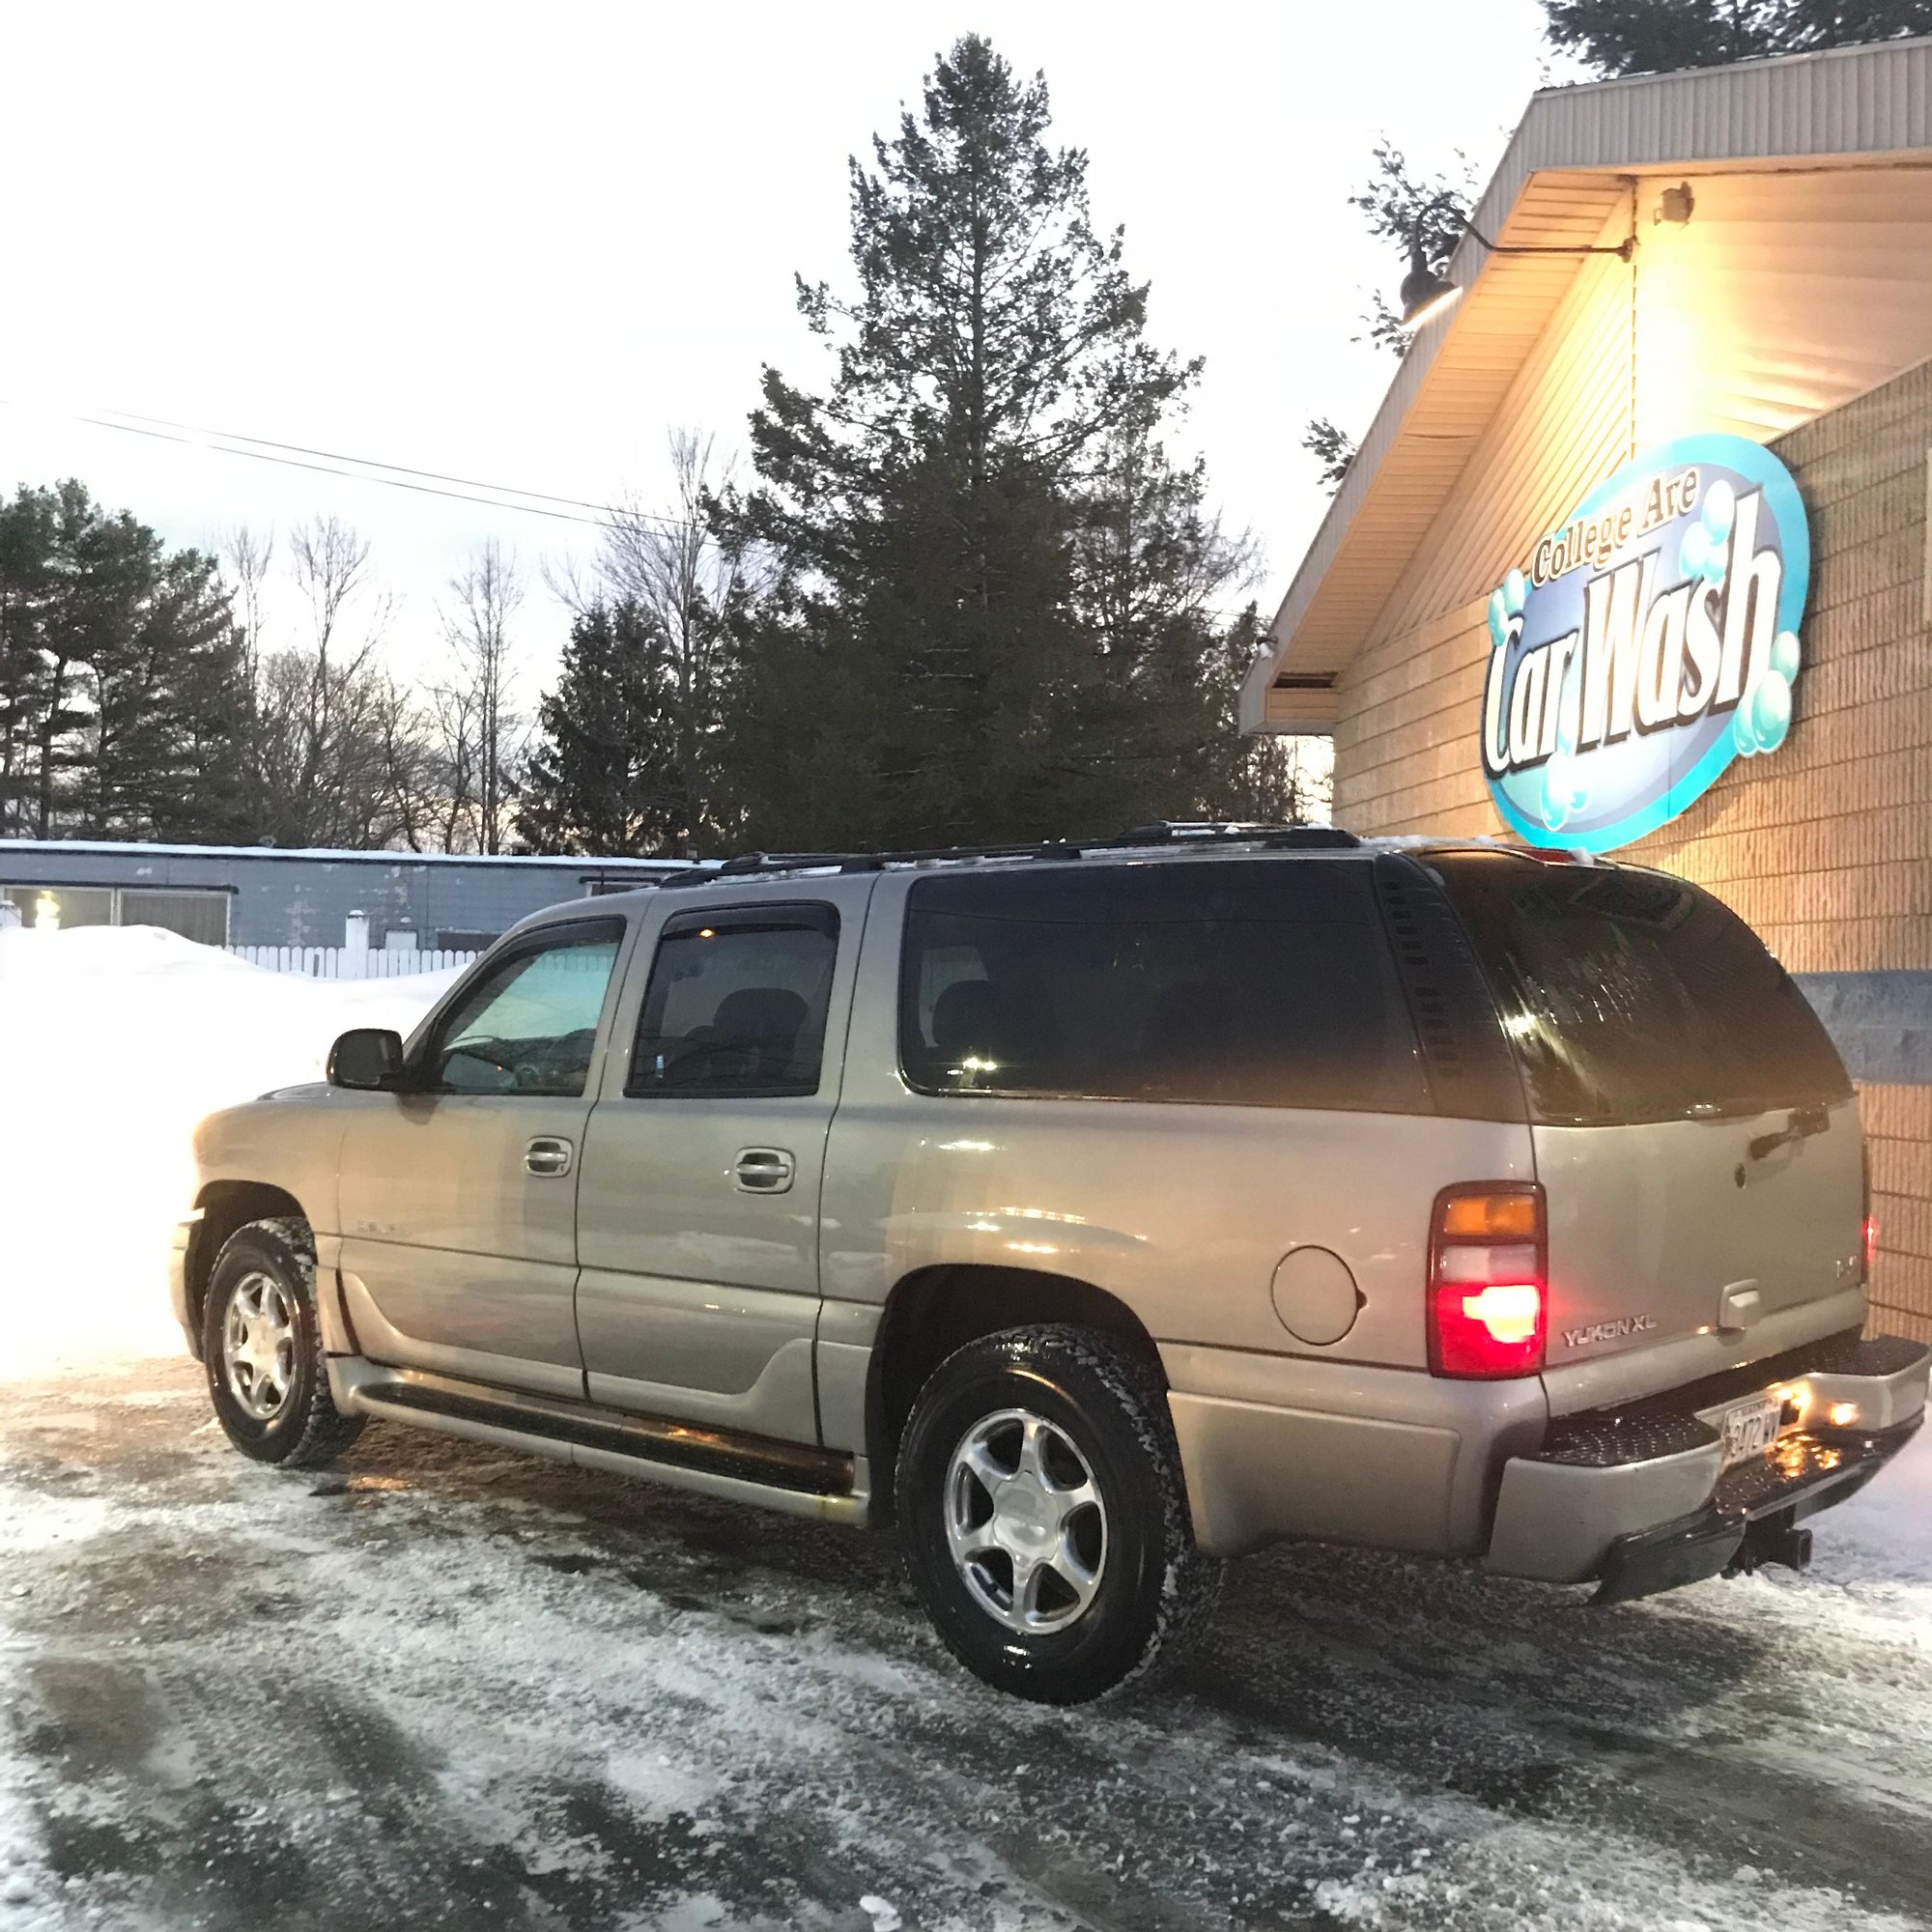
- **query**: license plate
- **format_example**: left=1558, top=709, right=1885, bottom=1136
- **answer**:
left=1719, top=1393, right=1783, bottom=1467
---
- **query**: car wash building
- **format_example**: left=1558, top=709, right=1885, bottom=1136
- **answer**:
left=1244, top=39, right=1932, bottom=1342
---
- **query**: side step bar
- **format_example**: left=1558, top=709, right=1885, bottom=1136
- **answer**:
left=328, top=1358, right=870, bottom=1527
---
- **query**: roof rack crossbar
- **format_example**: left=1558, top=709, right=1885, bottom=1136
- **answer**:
left=656, top=822, right=1358, bottom=888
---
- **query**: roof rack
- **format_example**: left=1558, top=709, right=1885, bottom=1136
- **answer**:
left=1106, top=821, right=1360, bottom=851
left=656, top=822, right=1361, bottom=889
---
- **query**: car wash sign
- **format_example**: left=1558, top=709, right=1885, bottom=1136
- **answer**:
left=1481, top=434, right=1809, bottom=853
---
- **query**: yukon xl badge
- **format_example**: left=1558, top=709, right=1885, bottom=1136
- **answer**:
left=1564, top=1314, right=1657, bottom=1350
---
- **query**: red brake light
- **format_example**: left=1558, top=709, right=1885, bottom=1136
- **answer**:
left=1429, top=1182, right=1548, bottom=1378
left=1861, top=1144, right=1876, bottom=1284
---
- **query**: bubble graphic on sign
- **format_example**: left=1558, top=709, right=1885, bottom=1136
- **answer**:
left=1734, top=630, right=1801, bottom=757
left=1542, top=750, right=1591, bottom=831
left=1749, top=668, right=1793, bottom=753
left=1538, top=661, right=1590, bottom=831
left=1701, top=477, right=1736, bottom=541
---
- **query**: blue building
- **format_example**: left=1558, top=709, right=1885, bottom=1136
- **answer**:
left=0, top=839, right=687, bottom=950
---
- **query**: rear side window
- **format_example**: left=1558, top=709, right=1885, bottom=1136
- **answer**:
left=1427, top=853, right=1851, bottom=1126
left=629, top=904, right=838, bottom=1097
left=898, top=860, right=1428, bottom=1113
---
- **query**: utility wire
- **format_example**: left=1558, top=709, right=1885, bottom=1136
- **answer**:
left=4, top=401, right=1258, bottom=619
left=0, top=398, right=703, bottom=534
left=100, top=406, right=694, bottom=526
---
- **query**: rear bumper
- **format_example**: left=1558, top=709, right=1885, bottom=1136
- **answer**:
left=1486, top=1333, right=1929, bottom=1591
left=1593, top=1420, right=1916, bottom=1604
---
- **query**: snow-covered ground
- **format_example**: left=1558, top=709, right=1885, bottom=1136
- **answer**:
left=0, top=1361, right=1927, bottom=1932
left=0, top=925, right=1929, bottom=1930
left=0, top=925, right=457, bottom=1375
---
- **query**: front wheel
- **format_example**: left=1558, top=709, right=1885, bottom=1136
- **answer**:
left=201, top=1217, right=364, bottom=1468
left=895, top=1325, right=1222, bottom=1704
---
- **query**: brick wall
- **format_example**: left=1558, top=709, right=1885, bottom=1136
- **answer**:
left=1333, top=358, right=1932, bottom=1341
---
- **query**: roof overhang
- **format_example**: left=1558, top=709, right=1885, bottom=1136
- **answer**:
left=1245, top=34, right=1932, bottom=734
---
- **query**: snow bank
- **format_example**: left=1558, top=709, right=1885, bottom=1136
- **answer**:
left=0, top=925, right=456, bottom=1378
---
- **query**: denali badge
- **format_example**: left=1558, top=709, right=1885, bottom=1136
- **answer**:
left=1564, top=1314, right=1657, bottom=1350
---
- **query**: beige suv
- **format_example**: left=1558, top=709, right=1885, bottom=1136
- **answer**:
left=174, top=831, right=1930, bottom=1702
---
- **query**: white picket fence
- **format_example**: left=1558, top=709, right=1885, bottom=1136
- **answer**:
left=227, top=945, right=479, bottom=980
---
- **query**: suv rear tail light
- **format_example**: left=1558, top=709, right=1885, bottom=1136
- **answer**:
left=1861, top=1143, right=1877, bottom=1285
left=1429, top=1183, right=1547, bottom=1378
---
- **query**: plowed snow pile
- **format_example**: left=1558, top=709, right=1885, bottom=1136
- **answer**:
left=0, top=924, right=454, bottom=1376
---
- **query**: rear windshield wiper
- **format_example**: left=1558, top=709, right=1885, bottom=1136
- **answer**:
left=1748, top=1102, right=1831, bottom=1161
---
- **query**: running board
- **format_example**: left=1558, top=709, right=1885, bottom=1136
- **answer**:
left=328, top=1358, right=869, bottom=1526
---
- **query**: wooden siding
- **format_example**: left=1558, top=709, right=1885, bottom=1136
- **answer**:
left=1368, top=236, right=1635, bottom=651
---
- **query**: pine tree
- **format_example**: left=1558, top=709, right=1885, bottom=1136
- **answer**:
left=0, top=481, right=247, bottom=840
left=1544, top=0, right=1932, bottom=74
left=517, top=602, right=687, bottom=855
left=714, top=36, right=1266, bottom=851
left=87, top=544, right=251, bottom=840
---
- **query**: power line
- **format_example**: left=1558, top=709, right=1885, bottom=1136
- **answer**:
left=0, top=399, right=704, bottom=534
left=101, top=406, right=693, bottom=525
left=4, top=403, right=1258, bottom=618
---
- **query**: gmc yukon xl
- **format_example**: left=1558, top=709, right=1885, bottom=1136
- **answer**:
left=173, top=829, right=1930, bottom=1703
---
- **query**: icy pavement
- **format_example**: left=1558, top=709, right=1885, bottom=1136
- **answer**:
left=1, top=1359, right=1928, bottom=1932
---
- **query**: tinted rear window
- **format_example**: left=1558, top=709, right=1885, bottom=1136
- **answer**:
left=898, top=859, right=1428, bottom=1113
left=1427, top=853, right=1851, bottom=1126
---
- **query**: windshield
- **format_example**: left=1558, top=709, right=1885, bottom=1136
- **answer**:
left=1427, top=852, right=1851, bottom=1125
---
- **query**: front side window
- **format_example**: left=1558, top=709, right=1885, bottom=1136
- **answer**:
left=426, top=922, right=624, bottom=1096
left=629, top=905, right=839, bottom=1098
left=898, top=860, right=1428, bottom=1113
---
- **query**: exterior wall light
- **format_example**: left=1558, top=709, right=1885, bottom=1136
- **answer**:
left=1657, top=182, right=1695, bottom=225
left=1399, top=197, right=1638, bottom=333
left=1400, top=246, right=1463, bottom=327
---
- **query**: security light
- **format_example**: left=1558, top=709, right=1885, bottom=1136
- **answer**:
left=1657, top=182, right=1695, bottom=225
left=1399, top=199, right=1636, bottom=333
left=1400, top=248, right=1462, bottom=327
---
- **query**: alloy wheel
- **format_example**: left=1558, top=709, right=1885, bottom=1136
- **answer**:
left=221, top=1270, right=297, bottom=1422
left=944, top=1407, right=1107, bottom=1634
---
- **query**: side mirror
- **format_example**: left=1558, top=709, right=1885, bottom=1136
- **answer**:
left=327, top=1028, right=407, bottom=1091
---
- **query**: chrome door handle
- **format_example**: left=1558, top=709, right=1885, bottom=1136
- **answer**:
left=526, top=1136, right=574, bottom=1177
left=733, top=1147, right=795, bottom=1194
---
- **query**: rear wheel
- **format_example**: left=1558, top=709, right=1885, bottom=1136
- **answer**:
left=895, top=1325, right=1222, bottom=1703
left=201, top=1218, right=363, bottom=1468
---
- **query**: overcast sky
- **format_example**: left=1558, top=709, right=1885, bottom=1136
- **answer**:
left=0, top=0, right=1565, bottom=691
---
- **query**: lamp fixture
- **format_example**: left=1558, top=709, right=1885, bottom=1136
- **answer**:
left=1399, top=196, right=1638, bottom=332
left=1657, top=181, right=1695, bottom=225
left=1399, top=246, right=1463, bottom=327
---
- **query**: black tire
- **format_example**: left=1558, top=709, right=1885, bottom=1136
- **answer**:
left=201, top=1217, right=364, bottom=1468
left=895, top=1325, right=1223, bottom=1704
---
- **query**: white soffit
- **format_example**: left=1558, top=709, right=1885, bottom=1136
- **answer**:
left=1245, top=33, right=1932, bottom=733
